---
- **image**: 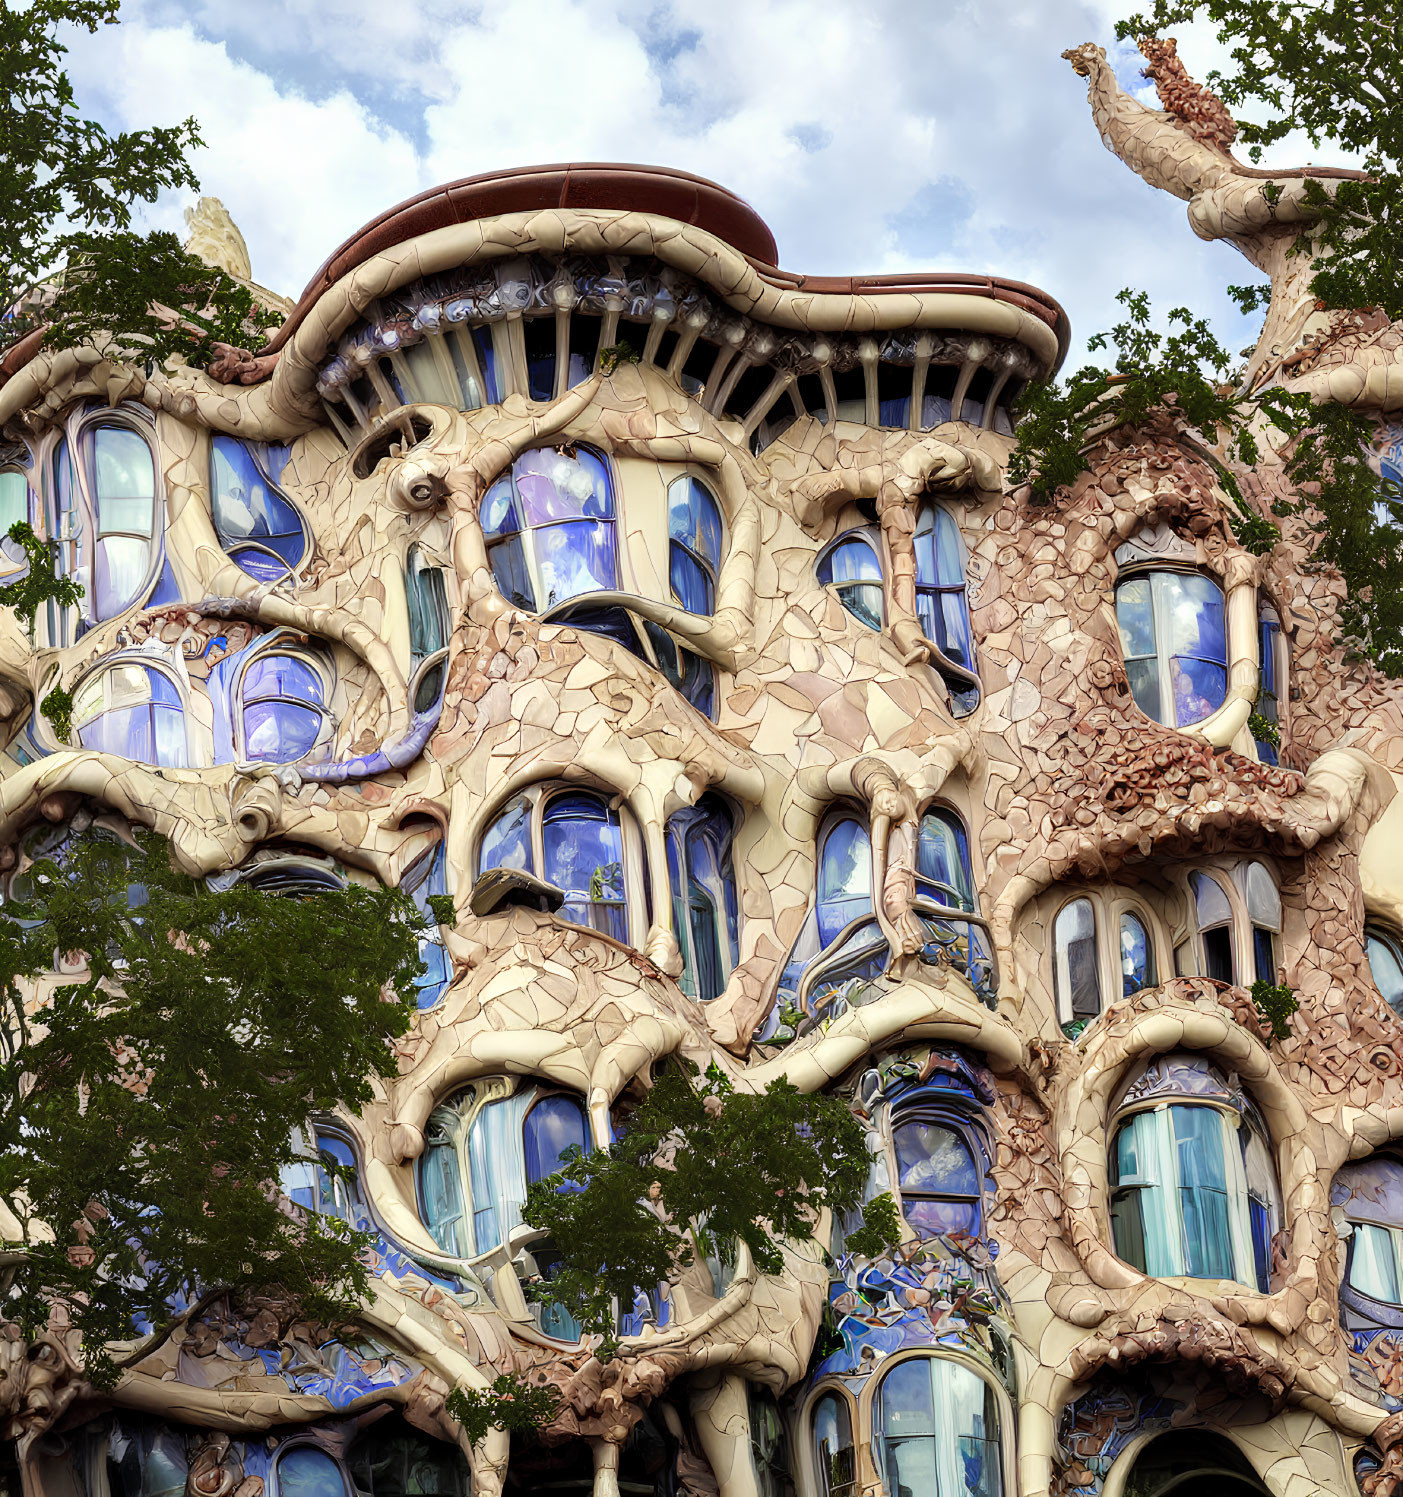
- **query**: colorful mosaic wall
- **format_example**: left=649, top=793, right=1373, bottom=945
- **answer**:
left=6, top=41, right=1403, bottom=1497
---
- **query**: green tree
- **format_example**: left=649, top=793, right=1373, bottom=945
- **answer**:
left=0, top=826, right=427, bottom=1385
left=519, top=1060, right=898, bottom=1352
left=0, top=0, right=275, bottom=366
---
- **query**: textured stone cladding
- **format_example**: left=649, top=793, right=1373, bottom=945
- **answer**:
left=7, top=46, right=1403, bottom=1497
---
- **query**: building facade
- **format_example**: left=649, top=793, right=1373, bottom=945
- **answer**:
left=3, top=37, right=1403, bottom=1497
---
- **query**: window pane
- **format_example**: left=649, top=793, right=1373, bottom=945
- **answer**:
left=524, top=1095, right=588, bottom=1184
left=543, top=792, right=626, bottom=940
left=1170, top=1105, right=1237, bottom=1280
left=894, top=1120, right=979, bottom=1196
left=1169, top=654, right=1227, bottom=727
left=243, top=654, right=324, bottom=704
left=1119, top=911, right=1155, bottom=996
left=818, top=818, right=872, bottom=945
left=1202, top=926, right=1235, bottom=984
left=916, top=810, right=974, bottom=911
left=211, top=435, right=305, bottom=572
left=513, top=447, right=613, bottom=525
left=1160, top=571, right=1226, bottom=663
left=243, top=701, right=323, bottom=762
left=1252, top=926, right=1276, bottom=984
left=277, top=1448, right=344, bottom=1497
left=93, top=426, right=155, bottom=506
left=1124, top=656, right=1162, bottom=722
left=480, top=475, right=520, bottom=538
left=670, top=547, right=714, bottom=614
left=1351, top=1222, right=1402, bottom=1303
left=878, top=1360, right=1000, bottom=1497
left=533, top=519, right=617, bottom=608
left=667, top=476, right=722, bottom=566
left=820, top=536, right=881, bottom=586
left=1368, top=928, right=1403, bottom=1012
left=0, top=471, right=28, bottom=531
left=95, top=535, right=151, bottom=618
left=419, top=1135, right=469, bottom=1258
left=1191, top=871, right=1233, bottom=928
left=1054, top=898, right=1100, bottom=1019
left=480, top=795, right=533, bottom=874
left=838, top=582, right=883, bottom=630
left=1244, top=862, right=1280, bottom=929
left=1115, top=577, right=1156, bottom=660
left=408, top=557, right=449, bottom=659
left=812, top=1395, right=855, bottom=1497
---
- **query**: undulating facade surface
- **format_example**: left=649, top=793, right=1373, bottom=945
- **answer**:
left=6, top=40, right=1403, bottom=1497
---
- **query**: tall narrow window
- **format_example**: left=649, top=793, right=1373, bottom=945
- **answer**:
left=0, top=466, right=32, bottom=574
left=914, top=504, right=978, bottom=712
left=406, top=547, right=450, bottom=667
left=1119, top=910, right=1156, bottom=996
left=237, top=650, right=332, bottom=763
left=87, top=423, right=159, bottom=620
left=1109, top=1056, right=1279, bottom=1291
left=72, top=663, right=187, bottom=766
left=875, top=1357, right=1001, bottom=1497
left=817, top=817, right=872, bottom=945
left=1367, top=924, right=1403, bottom=1015
left=1334, top=1156, right=1403, bottom=1307
left=282, top=1134, right=367, bottom=1227
left=405, top=840, right=451, bottom=1010
left=1115, top=571, right=1227, bottom=729
left=667, top=476, right=723, bottom=615
left=481, top=445, right=616, bottom=612
left=210, top=436, right=307, bottom=582
left=915, top=809, right=976, bottom=913
left=811, top=1394, right=856, bottom=1497
left=817, top=532, right=883, bottom=630
left=543, top=792, right=626, bottom=941
left=1191, top=871, right=1236, bottom=983
left=1243, top=862, right=1281, bottom=983
left=666, top=795, right=740, bottom=1001
left=1255, top=601, right=1284, bottom=763
left=749, top=1390, right=792, bottom=1497
left=892, top=1107, right=982, bottom=1236
left=1054, top=897, right=1101, bottom=1021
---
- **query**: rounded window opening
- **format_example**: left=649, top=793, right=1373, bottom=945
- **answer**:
left=873, top=1355, right=1002, bottom=1497
left=1115, top=569, right=1227, bottom=729
left=1109, top=1053, right=1280, bottom=1292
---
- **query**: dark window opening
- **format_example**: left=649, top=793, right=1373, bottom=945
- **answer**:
left=876, top=360, right=912, bottom=428
left=351, top=411, right=434, bottom=480
left=830, top=366, right=866, bottom=423
left=919, top=364, right=959, bottom=429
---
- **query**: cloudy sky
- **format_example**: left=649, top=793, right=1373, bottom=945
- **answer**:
left=60, top=0, right=1356, bottom=370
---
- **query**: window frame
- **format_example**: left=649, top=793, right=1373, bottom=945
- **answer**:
left=870, top=1352, right=1005, bottom=1497
left=1174, top=861, right=1281, bottom=989
left=475, top=783, right=651, bottom=950
left=1114, top=562, right=1229, bottom=731
left=665, top=792, right=741, bottom=1002
left=666, top=471, right=725, bottom=617
left=208, top=434, right=309, bottom=585
left=1049, top=888, right=1163, bottom=1027
left=68, top=655, right=191, bottom=767
left=886, top=1096, right=989, bottom=1241
left=231, top=635, right=337, bottom=766
left=816, top=526, right=886, bottom=630
left=1254, top=597, right=1287, bottom=763
left=1108, top=1057, right=1280, bottom=1293
left=912, top=501, right=979, bottom=694
left=1334, top=1152, right=1403, bottom=1321
left=272, top=1443, right=353, bottom=1497
left=480, top=442, right=623, bottom=614
left=1366, top=922, right=1403, bottom=1017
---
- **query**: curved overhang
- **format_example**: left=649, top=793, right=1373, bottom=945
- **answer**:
left=0, top=162, right=1073, bottom=428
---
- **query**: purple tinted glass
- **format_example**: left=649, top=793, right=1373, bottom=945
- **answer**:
left=543, top=793, right=627, bottom=938
left=479, top=796, right=533, bottom=873
left=533, top=519, right=616, bottom=607
left=79, top=704, right=185, bottom=767
left=243, top=654, right=324, bottom=705
left=524, top=1095, right=589, bottom=1184
left=902, top=1197, right=979, bottom=1235
left=480, top=475, right=520, bottom=539
left=243, top=700, right=322, bottom=761
left=817, top=819, right=871, bottom=945
left=1170, top=656, right=1227, bottom=726
left=513, top=447, right=612, bottom=526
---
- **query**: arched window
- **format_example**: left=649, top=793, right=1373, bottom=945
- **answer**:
left=275, top=1447, right=347, bottom=1497
left=1243, top=861, right=1281, bottom=983
left=1367, top=924, right=1403, bottom=1015
left=891, top=1104, right=983, bottom=1236
left=1115, top=570, right=1227, bottom=729
left=406, top=547, right=450, bottom=668
left=209, top=436, right=307, bottom=582
left=1054, top=898, right=1101, bottom=1023
left=405, top=840, right=451, bottom=1010
left=749, top=1389, right=792, bottom=1497
left=1190, top=870, right=1235, bottom=983
left=1109, top=1054, right=1279, bottom=1291
left=481, top=445, right=615, bottom=612
left=281, top=1133, right=367, bottom=1227
left=82, top=420, right=161, bottom=621
left=72, top=663, right=187, bottom=766
left=817, top=531, right=883, bottom=630
left=478, top=787, right=643, bottom=946
left=419, top=1080, right=588, bottom=1338
left=667, top=475, right=723, bottom=615
left=0, top=464, right=34, bottom=574
left=666, top=795, right=740, bottom=1001
left=874, top=1357, right=1002, bottom=1497
left=235, top=649, right=333, bottom=763
left=1334, top=1155, right=1403, bottom=1307
left=818, top=816, right=873, bottom=945
left=810, top=1393, right=856, bottom=1497
left=914, top=504, right=978, bottom=714
left=1255, top=600, right=1285, bottom=763
left=915, top=808, right=976, bottom=913
left=1119, top=909, right=1156, bottom=996
left=347, top=1423, right=471, bottom=1497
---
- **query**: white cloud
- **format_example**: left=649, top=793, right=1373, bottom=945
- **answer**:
left=56, top=0, right=1361, bottom=367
